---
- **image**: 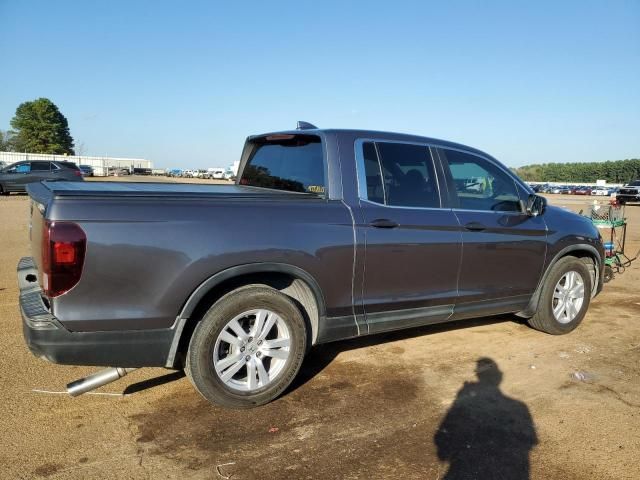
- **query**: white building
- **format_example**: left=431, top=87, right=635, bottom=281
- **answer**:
left=0, top=151, right=152, bottom=176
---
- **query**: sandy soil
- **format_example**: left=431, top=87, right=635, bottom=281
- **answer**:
left=0, top=187, right=638, bottom=479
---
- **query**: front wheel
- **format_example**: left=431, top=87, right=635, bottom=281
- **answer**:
left=528, top=256, right=592, bottom=335
left=185, top=285, right=307, bottom=408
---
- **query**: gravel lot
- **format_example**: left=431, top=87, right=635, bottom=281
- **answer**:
left=1, top=184, right=639, bottom=479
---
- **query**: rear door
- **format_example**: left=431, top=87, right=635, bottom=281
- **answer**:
left=356, top=140, right=462, bottom=334
left=30, top=161, right=53, bottom=183
left=436, top=147, right=547, bottom=319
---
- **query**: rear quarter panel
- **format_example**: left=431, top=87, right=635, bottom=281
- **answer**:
left=47, top=197, right=354, bottom=331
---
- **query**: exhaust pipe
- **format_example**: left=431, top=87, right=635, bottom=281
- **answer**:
left=67, top=367, right=138, bottom=397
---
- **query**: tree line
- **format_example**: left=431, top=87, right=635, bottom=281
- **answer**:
left=1, top=98, right=75, bottom=155
left=513, top=159, right=640, bottom=184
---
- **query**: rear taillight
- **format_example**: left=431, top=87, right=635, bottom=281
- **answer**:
left=42, top=221, right=86, bottom=297
left=74, top=170, right=82, bottom=177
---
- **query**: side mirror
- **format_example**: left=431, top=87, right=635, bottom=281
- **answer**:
left=524, top=194, right=546, bottom=217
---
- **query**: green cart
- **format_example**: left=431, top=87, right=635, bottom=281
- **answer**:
left=587, top=203, right=638, bottom=282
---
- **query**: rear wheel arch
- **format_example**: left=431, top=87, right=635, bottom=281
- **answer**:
left=167, top=264, right=325, bottom=367
left=517, top=244, right=601, bottom=318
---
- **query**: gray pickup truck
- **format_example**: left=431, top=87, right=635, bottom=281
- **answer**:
left=19, top=123, right=604, bottom=408
left=617, top=180, right=640, bottom=204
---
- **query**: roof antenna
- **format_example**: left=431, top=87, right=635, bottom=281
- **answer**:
left=296, top=121, right=318, bottom=130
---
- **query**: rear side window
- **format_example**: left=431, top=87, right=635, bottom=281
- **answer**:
left=440, top=149, right=522, bottom=212
left=30, top=161, right=51, bottom=171
left=358, top=141, right=440, bottom=208
left=362, top=142, right=385, bottom=204
left=240, top=135, right=325, bottom=195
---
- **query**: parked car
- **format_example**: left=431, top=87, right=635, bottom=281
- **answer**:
left=616, top=180, right=640, bottom=205
left=591, top=187, right=611, bottom=196
left=182, top=169, right=198, bottom=178
left=168, top=169, right=183, bottom=177
left=19, top=124, right=604, bottom=408
left=208, top=168, right=225, bottom=179
left=78, top=165, right=94, bottom=177
left=574, top=186, right=592, bottom=195
left=108, top=166, right=130, bottom=176
left=133, top=167, right=152, bottom=175
left=223, top=169, right=236, bottom=181
left=0, top=160, right=83, bottom=194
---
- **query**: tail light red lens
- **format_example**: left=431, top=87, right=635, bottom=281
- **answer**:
left=74, top=170, right=82, bottom=177
left=42, top=221, right=86, bottom=297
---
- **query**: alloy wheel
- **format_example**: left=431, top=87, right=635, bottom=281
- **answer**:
left=552, top=271, right=585, bottom=324
left=213, top=309, right=291, bottom=392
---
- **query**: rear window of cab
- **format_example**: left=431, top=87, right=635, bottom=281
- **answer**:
left=240, top=134, right=326, bottom=195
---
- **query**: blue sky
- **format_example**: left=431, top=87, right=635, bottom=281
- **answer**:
left=1, top=0, right=638, bottom=168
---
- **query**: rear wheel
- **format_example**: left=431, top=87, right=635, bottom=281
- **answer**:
left=185, top=285, right=307, bottom=408
left=528, top=256, right=591, bottom=335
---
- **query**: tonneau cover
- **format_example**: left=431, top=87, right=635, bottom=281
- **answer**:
left=27, top=181, right=317, bottom=201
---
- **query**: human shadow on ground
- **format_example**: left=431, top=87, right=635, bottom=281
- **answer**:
left=434, top=357, right=538, bottom=480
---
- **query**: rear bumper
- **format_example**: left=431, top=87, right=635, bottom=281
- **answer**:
left=18, top=257, right=176, bottom=367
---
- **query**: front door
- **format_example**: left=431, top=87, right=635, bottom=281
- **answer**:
left=436, top=148, right=547, bottom=319
left=3, top=161, right=31, bottom=191
left=356, top=140, right=462, bottom=334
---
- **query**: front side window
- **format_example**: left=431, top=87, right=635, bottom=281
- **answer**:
left=12, top=163, right=31, bottom=173
left=240, top=135, right=325, bottom=195
left=441, top=149, right=521, bottom=212
left=358, top=141, right=439, bottom=208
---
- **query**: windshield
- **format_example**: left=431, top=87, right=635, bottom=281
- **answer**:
left=240, top=134, right=325, bottom=195
left=628, top=180, right=640, bottom=186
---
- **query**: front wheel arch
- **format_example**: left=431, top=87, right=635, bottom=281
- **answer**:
left=517, top=245, right=601, bottom=319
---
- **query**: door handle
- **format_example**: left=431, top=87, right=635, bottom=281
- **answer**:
left=464, top=222, right=486, bottom=232
left=370, top=219, right=399, bottom=229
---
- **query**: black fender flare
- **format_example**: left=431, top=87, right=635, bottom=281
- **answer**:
left=165, top=263, right=326, bottom=367
left=517, top=244, right=603, bottom=318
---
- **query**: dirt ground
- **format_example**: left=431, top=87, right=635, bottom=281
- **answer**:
left=1, top=184, right=638, bottom=479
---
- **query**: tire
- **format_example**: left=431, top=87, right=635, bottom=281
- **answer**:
left=528, top=256, right=592, bottom=335
left=185, top=285, right=307, bottom=408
